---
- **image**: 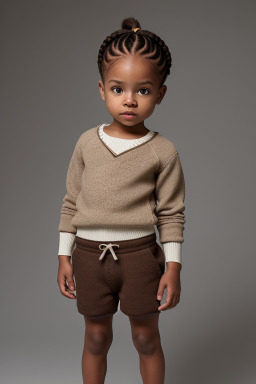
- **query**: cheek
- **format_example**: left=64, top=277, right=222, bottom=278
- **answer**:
left=141, top=97, right=156, bottom=111
left=106, top=97, right=119, bottom=111
left=106, top=95, right=121, bottom=108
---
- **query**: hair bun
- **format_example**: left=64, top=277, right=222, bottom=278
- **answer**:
left=121, top=17, right=141, bottom=31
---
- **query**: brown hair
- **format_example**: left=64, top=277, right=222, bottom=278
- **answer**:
left=97, top=17, right=172, bottom=87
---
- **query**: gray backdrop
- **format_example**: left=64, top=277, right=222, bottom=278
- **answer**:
left=1, top=0, right=255, bottom=383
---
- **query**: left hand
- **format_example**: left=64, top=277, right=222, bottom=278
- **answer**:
left=157, top=262, right=181, bottom=311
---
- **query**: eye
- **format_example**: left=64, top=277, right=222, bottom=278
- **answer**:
left=112, top=86, right=123, bottom=94
left=111, top=86, right=150, bottom=95
left=138, top=88, right=150, bottom=95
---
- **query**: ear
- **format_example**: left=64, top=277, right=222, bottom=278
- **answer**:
left=98, top=80, right=106, bottom=101
left=156, top=85, right=167, bottom=104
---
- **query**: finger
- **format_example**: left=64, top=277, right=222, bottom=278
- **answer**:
left=58, top=276, right=76, bottom=299
left=66, top=277, right=76, bottom=293
left=172, top=293, right=180, bottom=306
left=158, top=293, right=174, bottom=311
left=166, top=294, right=180, bottom=310
left=156, top=280, right=166, bottom=302
left=62, top=281, right=76, bottom=299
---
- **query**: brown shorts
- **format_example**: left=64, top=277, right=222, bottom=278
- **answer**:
left=72, top=232, right=166, bottom=318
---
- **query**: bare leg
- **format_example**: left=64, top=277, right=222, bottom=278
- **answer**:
left=82, top=313, right=114, bottom=384
left=129, top=313, right=165, bottom=384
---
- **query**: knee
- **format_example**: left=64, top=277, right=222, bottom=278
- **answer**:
left=85, top=330, right=113, bottom=355
left=132, top=332, right=159, bottom=356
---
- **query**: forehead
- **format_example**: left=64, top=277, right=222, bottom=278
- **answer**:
left=104, top=54, right=160, bottom=85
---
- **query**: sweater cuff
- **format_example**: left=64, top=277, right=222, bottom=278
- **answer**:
left=158, top=224, right=184, bottom=244
left=58, top=232, right=76, bottom=256
left=162, top=242, right=182, bottom=264
left=58, top=214, right=77, bottom=234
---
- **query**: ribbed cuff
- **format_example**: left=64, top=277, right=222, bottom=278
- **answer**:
left=58, top=232, right=76, bottom=256
left=162, top=242, right=182, bottom=264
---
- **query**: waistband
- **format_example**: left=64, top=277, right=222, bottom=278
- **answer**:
left=75, top=232, right=157, bottom=261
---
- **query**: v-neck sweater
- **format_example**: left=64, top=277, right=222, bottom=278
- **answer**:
left=58, top=124, right=186, bottom=264
left=58, top=124, right=183, bottom=264
left=98, top=123, right=156, bottom=154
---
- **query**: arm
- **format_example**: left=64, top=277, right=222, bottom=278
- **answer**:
left=57, top=137, right=84, bottom=299
left=58, top=136, right=85, bottom=234
left=154, top=151, right=186, bottom=271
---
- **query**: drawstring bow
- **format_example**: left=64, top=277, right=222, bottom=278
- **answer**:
left=99, top=243, right=120, bottom=260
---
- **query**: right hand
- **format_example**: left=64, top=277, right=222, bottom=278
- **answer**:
left=57, top=256, right=76, bottom=299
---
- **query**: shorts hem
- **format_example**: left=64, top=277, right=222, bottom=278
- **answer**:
left=77, top=309, right=118, bottom=318
left=120, top=309, right=161, bottom=318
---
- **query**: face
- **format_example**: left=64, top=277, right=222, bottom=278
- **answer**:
left=98, top=54, right=167, bottom=129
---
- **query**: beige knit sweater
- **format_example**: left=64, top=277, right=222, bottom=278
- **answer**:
left=58, top=124, right=186, bottom=245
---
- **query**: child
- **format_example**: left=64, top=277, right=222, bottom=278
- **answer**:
left=57, top=17, right=186, bottom=384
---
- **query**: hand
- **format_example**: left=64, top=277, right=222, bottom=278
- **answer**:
left=157, top=262, right=181, bottom=311
left=57, top=255, right=76, bottom=299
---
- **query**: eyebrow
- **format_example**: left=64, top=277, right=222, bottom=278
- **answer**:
left=108, top=80, right=154, bottom=85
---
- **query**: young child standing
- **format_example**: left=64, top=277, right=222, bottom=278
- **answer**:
left=57, top=17, right=186, bottom=384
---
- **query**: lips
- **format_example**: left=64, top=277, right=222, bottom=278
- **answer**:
left=121, top=112, right=136, bottom=115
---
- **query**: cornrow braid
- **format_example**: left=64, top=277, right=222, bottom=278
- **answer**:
left=97, top=17, right=173, bottom=86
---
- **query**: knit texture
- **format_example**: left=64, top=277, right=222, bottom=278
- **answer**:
left=58, top=124, right=183, bottom=263
left=58, top=124, right=186, bottom=244
left=98, top=123, right=156, bottom=154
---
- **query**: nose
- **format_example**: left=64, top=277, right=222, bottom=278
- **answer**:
left=123, top=93, right=137, bottom=107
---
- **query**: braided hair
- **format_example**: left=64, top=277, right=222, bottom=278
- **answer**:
left=97, top=17, right=172, bottom=87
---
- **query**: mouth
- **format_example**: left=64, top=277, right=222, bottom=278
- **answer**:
left=120, top=113, right=137, bottom=119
